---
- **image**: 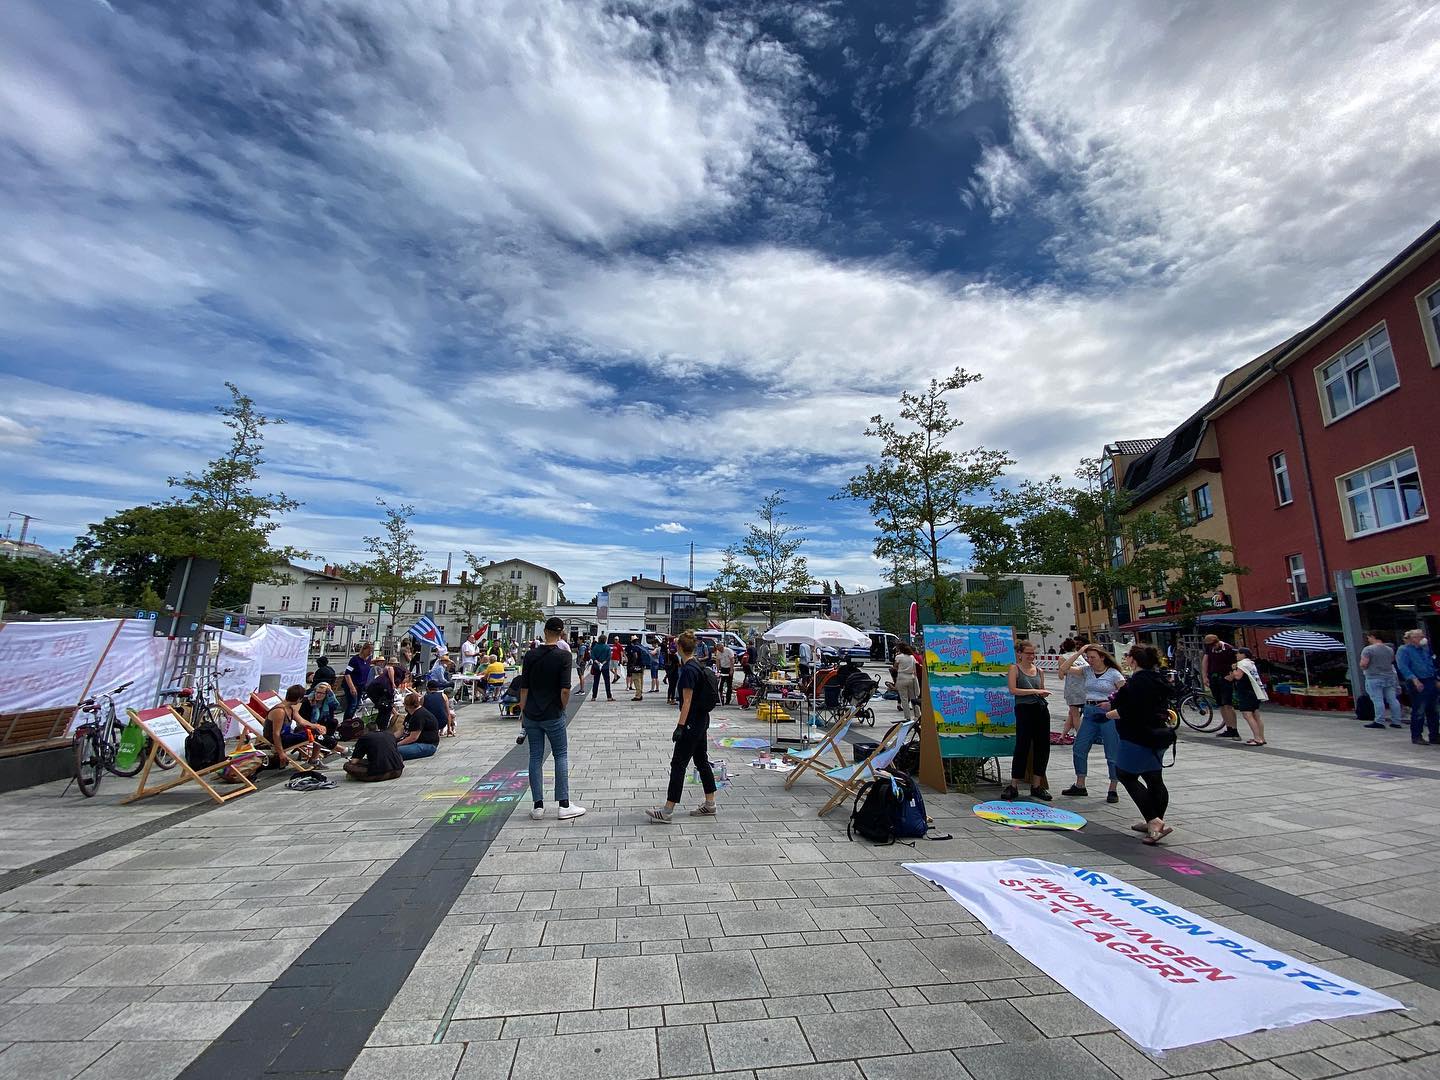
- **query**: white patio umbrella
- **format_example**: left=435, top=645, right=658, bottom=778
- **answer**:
left=763, top=617, right=870, bottom=650
left=1265, top=629, right=1345, bottom=689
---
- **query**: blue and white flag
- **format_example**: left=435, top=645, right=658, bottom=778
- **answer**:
left=408, top=615, right=447, bottom=651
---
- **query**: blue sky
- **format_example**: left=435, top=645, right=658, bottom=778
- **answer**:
left=2, top=1, right=1438, bottom=599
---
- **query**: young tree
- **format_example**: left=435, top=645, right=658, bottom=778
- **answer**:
left=736, top=491, right=814, bottom=625
left=705, top=547, right=751, bottom=632
left=1127, top=492, right=1247, bottom=629
left=359, top=501, right=433, bottom=646
left=836, top=367, right=1011, bottom=623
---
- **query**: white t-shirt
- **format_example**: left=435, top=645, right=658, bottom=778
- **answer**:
left=895, top=653, right=917, bottom=679
left=1083, top=667, right=1125, bottom=701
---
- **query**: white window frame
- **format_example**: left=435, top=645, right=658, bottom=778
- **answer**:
left=1316, top=321, right=1400, bottom=423
left=280, top=595, right=290, bottom=611
left=1336, top=447, right=1428, bottom=539
left=1418, top=279, right=1440, bottom=368
left=1286, top=554, right=1308, bottom=603
left=329, top=597, right=339, bottom=612
left=1270, top=451, right=1293, bottom=506
left=310, top=596, right=321, bottom=612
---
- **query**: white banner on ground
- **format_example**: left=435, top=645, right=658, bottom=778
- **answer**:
left=903, top=859, right=1403, bottom=1054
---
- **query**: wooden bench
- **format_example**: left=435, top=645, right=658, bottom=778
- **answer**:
left=0, top=707, right=79, bottom=758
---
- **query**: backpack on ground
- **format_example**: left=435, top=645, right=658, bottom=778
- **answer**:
left=848, top=775, right=904, bottom=844
left=890, top=769, right=929, bottom=839
left=1356, top=693, right=1375, bottom=724
left=185, top=718, right=226, bottom=770
left=338, top=716, right=364, bottom=741
left=685, top=659, right=720, bottom=716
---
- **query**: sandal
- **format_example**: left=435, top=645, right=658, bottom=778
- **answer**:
left=1130, top=823, right=1149, bottom=833
left=1143, top=825, right=1174, bottom=845
left=1245, top=739, right=1266, bottom=746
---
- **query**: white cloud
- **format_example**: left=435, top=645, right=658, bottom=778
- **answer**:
left=647, top=522, right=690, bottom=534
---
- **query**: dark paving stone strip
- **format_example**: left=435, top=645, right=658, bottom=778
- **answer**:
left=0, top=770, right=294, bottom=896
left=179, top=697, right=583, bottom=1080
left=1059, top=820, right=1440, bottom=990
left=1183, top=731, right=1440, bottom=780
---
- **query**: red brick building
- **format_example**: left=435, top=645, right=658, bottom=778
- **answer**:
left=1208, top=220, right=1440, bottom=637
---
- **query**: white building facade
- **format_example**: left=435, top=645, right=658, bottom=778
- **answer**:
left=840, top=573, right=1076, bottom=652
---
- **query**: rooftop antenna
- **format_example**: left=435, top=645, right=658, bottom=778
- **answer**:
left=660, top=556, right=666, bottom=583
left=689, top=541, right=694, bottom=590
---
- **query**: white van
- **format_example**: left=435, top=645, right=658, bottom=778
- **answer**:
left=695, top=630, right=747, bottom=656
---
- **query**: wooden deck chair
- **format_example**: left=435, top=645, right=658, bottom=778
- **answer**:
left=237, top=695, right=334, bottom=773
left=783, top=713, right=856, bottom=789
left=121, top=706, right=256, bottom=806
left=815, top=720, right=916, bottom=816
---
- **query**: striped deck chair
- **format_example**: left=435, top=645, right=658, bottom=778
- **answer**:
left=815, top=720, right=916, bottom=816
left=783, top=713, right=856, bottom=789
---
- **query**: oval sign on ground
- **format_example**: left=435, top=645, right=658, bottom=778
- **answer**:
left=973, top=800, right=1086, bottom=830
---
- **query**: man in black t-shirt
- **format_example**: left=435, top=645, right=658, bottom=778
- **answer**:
left=517, top=617, right=584, bottom=821
left=396, top=692, right=440, bottom=760
left=1202, top=634, right=1241, bottom=739
left=344, top=724, right=404, bottom=782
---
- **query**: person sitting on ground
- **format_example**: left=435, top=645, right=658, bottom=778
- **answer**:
left=396, top=692, right=441, bottom=760
left=344, top=720, right=404, bottom=782
left=424, top=679, right=457, bottom=738
left=299, top=681, right=341, bottom=746
left=267, top=684, right=328, bottom=767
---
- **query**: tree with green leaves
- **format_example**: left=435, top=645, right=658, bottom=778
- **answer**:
left=736, top=490, right=814, bottom=625
left=359, top=501, right=433, bottom=646
left=705, top=547, right=751, bottom=632
left=72, top=383, right=305, bottom=607
left=0, top=554, right=105, bottom=614
left=1127, top=491, right=1247, bottom=630
left=837, top=367, right=1011, bottom=623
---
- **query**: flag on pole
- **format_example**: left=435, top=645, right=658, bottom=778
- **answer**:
left=469, top=623, right=490, bottom=642
left=408, top=615, right=447, bottom=651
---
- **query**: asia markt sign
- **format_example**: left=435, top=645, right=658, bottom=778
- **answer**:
left=1351, top=555, right=1432, bottom=587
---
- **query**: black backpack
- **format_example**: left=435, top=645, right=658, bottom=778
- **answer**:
left=1356, top=693, right=1375, bottom=724
left=848, top=775, right=905, bottom=844
left=685, top=660, right=720, bottom=716
left=185, top=718, right=226, bottom=770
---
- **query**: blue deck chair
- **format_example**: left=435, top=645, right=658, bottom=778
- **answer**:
left=815, top=720, right=916, bottom=816
left=783, top=713, right=856, bottom=789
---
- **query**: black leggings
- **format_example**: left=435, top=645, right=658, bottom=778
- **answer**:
left=1118, top=768, right=1169, bottom=822
left=667, top=725, right=715, bottom=804
left=1010, top=703, right=1051, bottom=782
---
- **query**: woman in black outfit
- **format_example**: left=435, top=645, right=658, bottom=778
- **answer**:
left=1002, top=639, right=1053, bottom=801
left=1108, top=644, right=1174, bottom=845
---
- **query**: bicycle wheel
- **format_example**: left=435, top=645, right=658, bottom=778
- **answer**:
left=1178, top=691, right=1218, bottom=732
left=154, top=742, right=178, bottom=771
left=73, top=731, right=102, bottom=797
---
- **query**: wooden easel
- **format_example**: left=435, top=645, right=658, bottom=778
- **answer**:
left=915, top=660, right=947, bottom=794
left=122, top=707, right=256, bottom=806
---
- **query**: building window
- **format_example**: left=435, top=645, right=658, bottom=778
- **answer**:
left=438, top=599, right=446, bottom=615
left=1077, top=591, right=1087, bottom=614
left=256, top=606, right=266, bottom=615
left=327, top=597, right=338, bottom=612
left=1173, top=494, right=1192, bottom=526
left=1110, top=534, right=1124, bottom=569
left=619, top=595, right=629, bottom=608
left=1286, top=554, right=1309, bottom=602
left=1100, top=455, right=1115, bottom=491
left=647, top=598, right=670, bottom=615
left=413, top=600, right=422, bottom=614
left=1192, top=484, right=1213, bottom=521
left=1270, top=452, right=1292, bottom=505
left=1421, top=282, right=1440, bottom=366
left=363, top=600, right=373, bottom=613
left=527, top=585, right=537, bottom=600
left=280, top=595, right=290, bottom=611
left=424, top=600, right=436, bottom=614
left=1318, top=325, right=1399, bottom=421
left=310, top=596, right=321, bottom=612
left=1339, top=449, right=1427, bottom=537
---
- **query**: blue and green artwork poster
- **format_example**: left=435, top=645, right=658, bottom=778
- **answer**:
left=923, top=624, right=1017, bottom=735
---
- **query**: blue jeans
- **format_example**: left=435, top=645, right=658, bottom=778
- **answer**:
left=1365, top=678, right=1402, bottom=722
left=523, top=715, right=569, bottom=804
left=1073, top=704, right=1119, bottom=784
left=1407, top=676, right=1439, bottom=739
left=398, top=741, right=437, bottom=760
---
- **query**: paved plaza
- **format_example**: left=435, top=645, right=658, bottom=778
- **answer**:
left=2, top=687, right=1440, bottom=1080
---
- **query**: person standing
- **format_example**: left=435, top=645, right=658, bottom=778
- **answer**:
left=610, top=636, right=624, bottom=681
left=893, top=643, right=921, bottom=722
left=1361, top=630, right=1404, bottom=730
left=518, top=617, right=585, bottom=820
left=649, top=641, right=662, bottom=693
left=664, top=637, right=681, bottom=705
left=461, top=633, right=480, bottom=675
left=1228, top=647, right=1268, bottom=745
left=646, top=630, right=718, bottom=823
left=1062, top=645, right=1125, bottom=803
left=1057, top=637, right=1088, bottom=736
left=713, top=641, right=736, bottom=705
left=590, top=635, right=615, bottom=701
left=1110, top=645, right=1173, bottom=845
left=626, top=638, right=647, bottom=701
left=1003, top=639, right=1052, bottom=801
left=365, top=659, right=401, bottom=733
left=342, top=642, right=374, bottom=722
left=1397, top=630, right=1440, bottom=745
left=396, top=692, right=441, bottom=760
left=1201, top=634, right=1241, bottom=739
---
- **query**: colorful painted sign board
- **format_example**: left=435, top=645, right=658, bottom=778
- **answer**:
left=924, top=625, right=1017, bottom=734
left=972, top=801, right=1086, bottom=830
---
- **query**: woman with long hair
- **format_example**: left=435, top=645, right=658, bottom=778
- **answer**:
left=1003, top=639, right=1052, bottom=801
left=1111, top=644, right=1173, bottom=844
left=1228, top=646, right=1268, bottom=745
left=893, top=643, right=921, bottom=722
left=1062, top=644, right=1124, bottom=803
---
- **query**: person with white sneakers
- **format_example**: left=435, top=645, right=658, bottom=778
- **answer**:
left=517, top=617, right=585, bottom=821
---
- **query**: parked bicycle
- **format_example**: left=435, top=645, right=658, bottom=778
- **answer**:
left=71, top=682, right=175, bottom=797
left=1168, top=666, right=1220, bottom=731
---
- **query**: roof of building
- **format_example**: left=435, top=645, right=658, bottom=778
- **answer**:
left=1106, top=438, right=1163, bottom=457
left=602, top=576, right=684, bottom=591
left=485, top=558, right=565, bottom=584
left=1120, top=401, right=1217, bottom=503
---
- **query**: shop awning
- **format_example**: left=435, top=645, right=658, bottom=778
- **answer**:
left=1255, top=596, right=1335, bottom=617
left=1119, top=620, right=1180, bottom=632
left=1196, top=610, right=1304, bottom=628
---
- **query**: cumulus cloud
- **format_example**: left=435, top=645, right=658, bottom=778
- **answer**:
left=647, top=522, right=690, bottom=534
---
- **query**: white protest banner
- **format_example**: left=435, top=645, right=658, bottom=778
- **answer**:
left=0, top=618, right=170, bottom=727
left=903, top=859, right=1403, bottom=1054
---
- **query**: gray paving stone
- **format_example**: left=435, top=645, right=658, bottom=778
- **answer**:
left=346, top=1044, right=466, bottom=1080
left=659, top=1024, right=710, bottom=1078
left=368, top=1021, right=443, bottom=1047
left=617, top=916, right=689, bottom=943
left=596, top=956, right=683, bottom=1009
left=859, top=1051, right=971, bottom=1080
left=665, top=1004, right=718, bottom=1026
left=1075, top=1033, right=1167, bottom=1080
left=87, top=1001, right=248, bottom=1042
left=558, top=1010, right=631, bottom=1034
left=1314, top=1042, right=1399, bottom=1070
left=886, top=1003, right=1000, bottom=1052
left=74, top=1040, right=208, bottom=1080
left=1224, top=1023, right=1352, bottom=1059
left=1269, top=1052, right=1345, bottom=1080
left=707, top=1018, right=816, bottom=1073
left=442, top=1019, right=505, bottom=1043
left=0, top=1040, right=109, bottom=1080
left=454, top=1040, right=519, bottom=1080
left=1011, top=993, right=1115, bottom=1037
left=957, top=1039, right=1120, bottom=1080
left=454, top=959, right=596, bottom=1018
left=716, top=1000, right=769, bottom=1022
left=795, top=1009, right=909, bottom=1061
left=542, top=919, right=618, bottom=946
left=503, top=1014, right=560, bottom=1038
left=752, top=946, right=889, bottom=998
left=754, top=1064, right=863, bottom=1080
left=0, top=1002, right=126, bottom=1041
left=629, top=1007, right=665, bottom=1029
left=510, top=1028, right=658, bottom=1080
left=677, top=952, right=769, bottom=1003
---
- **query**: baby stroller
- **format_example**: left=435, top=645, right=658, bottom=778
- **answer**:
left=839, top=669, right=879, bottom=727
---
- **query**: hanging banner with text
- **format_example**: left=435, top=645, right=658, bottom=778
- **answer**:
left=903, top=859, right=1403, bottom=1054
